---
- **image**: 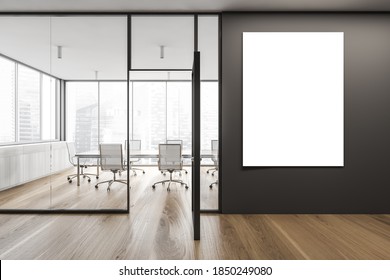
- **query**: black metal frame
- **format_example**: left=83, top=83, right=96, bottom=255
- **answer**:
left=192, top=51, right=201, bottom=240
left=0, top=12, right=222, bottom=216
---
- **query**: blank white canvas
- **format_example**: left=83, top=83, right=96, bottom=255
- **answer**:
left=243, top=32, right=344, bottom=166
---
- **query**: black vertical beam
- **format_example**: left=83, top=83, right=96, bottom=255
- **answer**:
left=194, top=15, right=198, bottom=51
left=193, top=14, right=198, bottom=215
left=192, top=51, right=201, bottom=240
left=126, top=14, right=131, bottom=213
left=218, top=14, right=223, bottom=213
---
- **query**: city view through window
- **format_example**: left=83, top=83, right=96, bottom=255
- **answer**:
left=66, top=81, right=218, bottom=155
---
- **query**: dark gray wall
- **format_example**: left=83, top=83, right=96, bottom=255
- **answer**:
left=221, top=13, right=390, bottom=213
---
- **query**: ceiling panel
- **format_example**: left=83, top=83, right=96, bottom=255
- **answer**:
left=51, top=16, right=127, bottom=80
left=0, top=16, right=127, bottom=80
left=131, top=16, right=194, bottom=70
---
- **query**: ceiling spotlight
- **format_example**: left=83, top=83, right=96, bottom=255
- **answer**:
left=160, top=45, right=164, bottom=59
left=57, top=46, right=62, bottom=59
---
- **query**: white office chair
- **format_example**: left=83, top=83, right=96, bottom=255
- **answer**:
left=127, top=139, right=146, bottom=176
left=209, top=140, right=218, bottom=189
left=153, top=144, right=188, bottom=192
left=161, top=140, right=188, bottom=176
left=66, top=142, right=98, bottom=183
left=207, top=140, right=218, bottom=176
left=95, top=144, right=127, bottom=191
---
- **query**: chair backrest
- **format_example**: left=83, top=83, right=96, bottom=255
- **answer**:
left=100, top=144, right=123, bottom=171
left=158, top=144, right=182, bottom=171
left=166, top=139, right=183, bottom=145
left=66, top=142, right=76, bottom=165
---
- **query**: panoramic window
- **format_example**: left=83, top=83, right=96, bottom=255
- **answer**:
left=0, top=55, right=59, bottom=145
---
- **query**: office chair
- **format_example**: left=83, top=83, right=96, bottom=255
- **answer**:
left=66, top=142, right=98, bottom=183
left=210, top=180, right=218, bottom=189
left=124, top=140, right=146, bottom=176
left=95, top=144, right=127, bottom=191
left=161, top=140, right=188, bottom=176
left=207, top=140, right=218, bottom=176
left=153, top=144, right=188, bottom=192
left=208, top=140, right=218, bottom=189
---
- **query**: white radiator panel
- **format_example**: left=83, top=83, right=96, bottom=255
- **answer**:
left=0, top=142, right=71, bottom=191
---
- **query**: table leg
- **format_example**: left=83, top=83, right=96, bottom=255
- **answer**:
left=77, top=157, right=80, bottom=186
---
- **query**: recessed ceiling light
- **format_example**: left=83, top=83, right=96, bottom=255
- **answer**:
left=57, top=46, right=62, bottom=59
left=160, top=45, right=164, bottom=59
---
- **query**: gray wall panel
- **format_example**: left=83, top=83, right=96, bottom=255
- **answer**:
left=221, top=13, right=390, bottom=213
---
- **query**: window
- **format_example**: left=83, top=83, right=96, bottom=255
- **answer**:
left=67, top=80, right=195, bottom=154
left=132, top=82, right=166, bottom=151
left=66, top=82, right=98, bottom=153
left=0, top=56, right=16, bottom=143
left=201, top=82, right=218, bottom=150
left=100, top=82, right=127, bottom=144
left=17, top=65, right=41, bottom=142
left=167, top=82, right=192, bottom=152
left=41, top=74, right=58, bottom=140
left=66, top=81, right=127, bottom=153
left=0, top=55, right=59, bottom=145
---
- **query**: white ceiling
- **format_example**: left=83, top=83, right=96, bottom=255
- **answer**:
left=0, top=17, right=128, bottom=80
left=0, top=15, right=218, bottom=80
left=0, top=0, right=390, bottom=12
left=132, top=16, right=194, bottom=70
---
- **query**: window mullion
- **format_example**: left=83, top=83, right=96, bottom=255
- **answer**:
left=40, top=73, right=43, bottom=140
left=15, top=63, right=19, bottom=142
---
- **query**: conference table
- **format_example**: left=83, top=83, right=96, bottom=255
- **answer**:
left=75, top=150, right=214, bottom=186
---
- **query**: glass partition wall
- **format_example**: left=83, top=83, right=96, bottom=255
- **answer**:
left=0, top=17, right=54, bottom=210
left=0, top=16, right=129, bottom=212
left=0, top=13, right=219, bottom=213
left=130, top=15, right=220, bottom=211
left=199, top=16, right=219, bottom=211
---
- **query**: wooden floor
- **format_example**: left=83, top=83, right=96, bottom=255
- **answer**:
left=0, top=168, right=390, bottom=259
left=0, top=166, right=219, bottom=210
